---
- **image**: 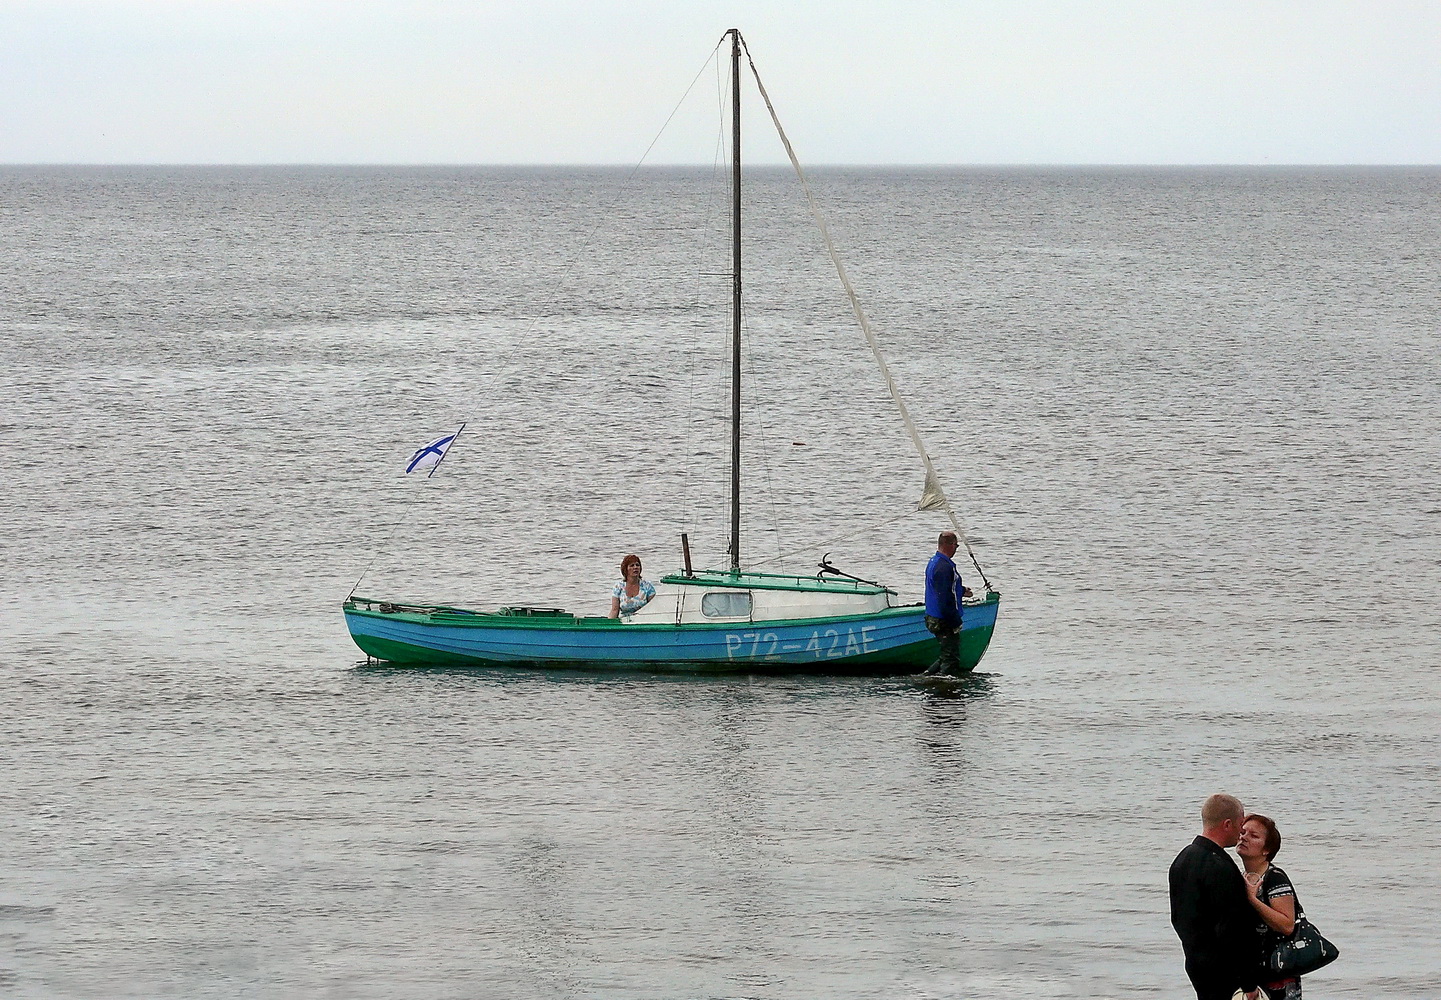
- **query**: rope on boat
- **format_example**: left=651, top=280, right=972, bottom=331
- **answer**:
left=346, top=424, right=466, bottom=601
left=628, top=37, right=727, bottom=182
left=346, top=481, right=429, bottom=602
left=744, top=508, right=910, bottom=574
left=739, top=35, right=994, bottom=594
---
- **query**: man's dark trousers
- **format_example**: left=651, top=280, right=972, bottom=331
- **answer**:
left=924, top=615, right=960, bottom=674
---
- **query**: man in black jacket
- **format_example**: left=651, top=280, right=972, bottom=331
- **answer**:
left=1169, top=793, right=1259, bottom=1000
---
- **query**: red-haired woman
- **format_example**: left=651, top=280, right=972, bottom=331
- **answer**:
left=1238, top=813, right=1302, bottom=1000
left=609, top=554, right=655, bottom=618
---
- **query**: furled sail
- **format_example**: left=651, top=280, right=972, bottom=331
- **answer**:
left=740, top=39, right=993, bottom=592
left=917, top=470, right=949, bottom=513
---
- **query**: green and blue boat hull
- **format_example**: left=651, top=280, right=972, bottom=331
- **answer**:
left=343, top=593, right=999, bottom=673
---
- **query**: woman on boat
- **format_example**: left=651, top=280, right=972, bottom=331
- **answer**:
left=609, top=554, right=655, bottom=618
left=1238, top=813, right=1303, bottom=1000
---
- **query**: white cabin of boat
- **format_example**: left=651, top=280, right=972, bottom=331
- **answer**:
left=621, top=569, right=899, bottom=625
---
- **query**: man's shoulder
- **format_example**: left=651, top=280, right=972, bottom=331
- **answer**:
left=1171, top=837, right=1204, bottom=866
left=1174, top=835, right=1211, bottom=856
left=1170, top=836, right=1232, bottom=874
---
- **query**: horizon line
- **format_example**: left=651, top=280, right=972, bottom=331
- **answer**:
left=3, top=161, right=1439, bottom=169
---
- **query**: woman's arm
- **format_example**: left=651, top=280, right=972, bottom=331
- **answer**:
left=609, top=596, right=621, bottom=618
left=1245, top=878, right=1296, bottom=935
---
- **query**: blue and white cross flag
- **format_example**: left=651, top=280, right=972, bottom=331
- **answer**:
left=405, top=424, right=465, bottom=477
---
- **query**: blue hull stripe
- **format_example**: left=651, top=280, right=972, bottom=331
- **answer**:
left=344, top=603, right=998, bottom=667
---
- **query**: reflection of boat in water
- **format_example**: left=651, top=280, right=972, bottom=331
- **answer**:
left=343, top=29, right=1001, bottom=673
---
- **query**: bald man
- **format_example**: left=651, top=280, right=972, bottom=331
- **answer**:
left=1169, top=794, right=1260, bottom=1000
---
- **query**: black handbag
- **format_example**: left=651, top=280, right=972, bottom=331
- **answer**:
left=1265, top=915, right=1339, bottom=976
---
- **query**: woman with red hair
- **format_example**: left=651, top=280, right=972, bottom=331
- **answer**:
left=609, top=553, right=655, bottom=618
left=1238, top=813, right=1303, bottom=1000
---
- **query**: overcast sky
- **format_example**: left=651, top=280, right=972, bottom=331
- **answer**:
left=2, top=0, right=1438, bottom=165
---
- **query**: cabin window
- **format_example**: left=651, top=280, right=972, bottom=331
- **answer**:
left=701, top=591, right=751, bottom=618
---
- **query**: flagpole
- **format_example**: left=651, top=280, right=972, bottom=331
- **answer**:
left=347, top=423, right=466, bottom=600
left=427, top=421, right=466, bottom=478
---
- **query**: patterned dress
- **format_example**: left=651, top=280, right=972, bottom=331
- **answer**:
left=612, top=578, right=655, bottom=615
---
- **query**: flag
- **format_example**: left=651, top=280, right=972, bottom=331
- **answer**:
left=405, top=425, right=464, bottom=476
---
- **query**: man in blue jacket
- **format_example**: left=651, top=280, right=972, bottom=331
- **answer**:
left=924, top=530, right=971, bottom=675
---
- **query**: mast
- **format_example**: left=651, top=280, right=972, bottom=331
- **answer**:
left=728, top=27, right=742, bottom=572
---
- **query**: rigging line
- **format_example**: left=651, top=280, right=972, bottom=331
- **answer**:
left=627, top=37, right=728, bottom=181
left=680, top=51, right=731, bottom=549
left=347, top=471, right=442, bottom=600
left=739, top=37, right=994, bottom=592
left=746, top=508, right=916, bottom=573
left=350, top=422, right=467, bottom=600
left=739, top=308, right=786, bottom=567
left=477, top=39, right=724, bottom=444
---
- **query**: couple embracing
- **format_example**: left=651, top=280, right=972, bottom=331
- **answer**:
left=1169, top=793, right=1316, bottom=1000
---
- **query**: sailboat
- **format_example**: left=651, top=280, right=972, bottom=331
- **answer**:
left=343, top=30, right=1001, bottom=673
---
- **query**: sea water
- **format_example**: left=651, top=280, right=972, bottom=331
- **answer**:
left=2, top=166, right=1438, bottom=998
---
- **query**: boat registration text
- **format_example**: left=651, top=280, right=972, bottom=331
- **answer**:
left=724, top=626, right=878, bottom=660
